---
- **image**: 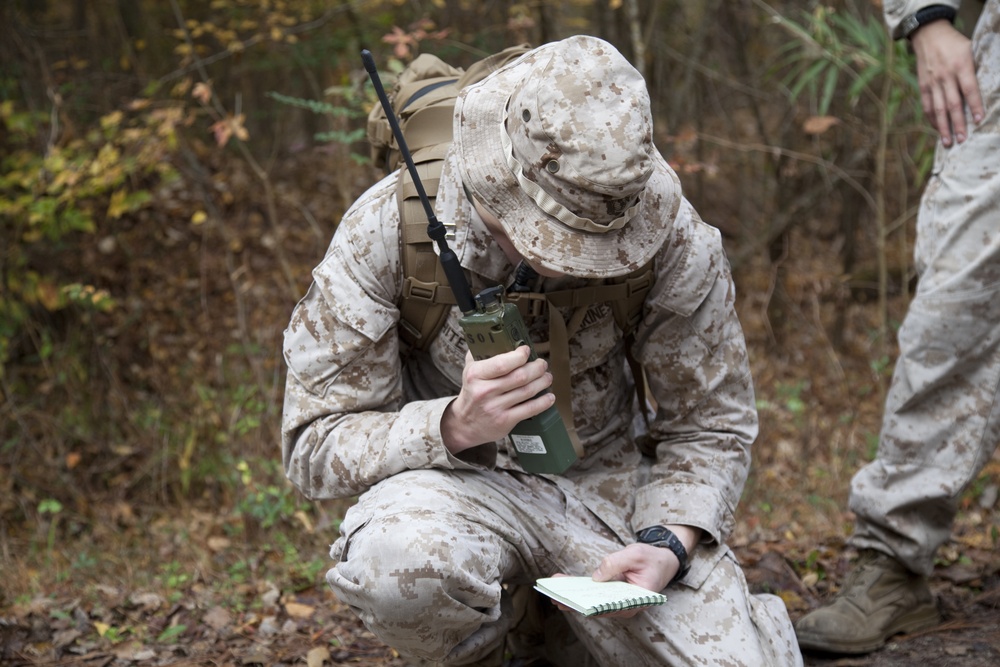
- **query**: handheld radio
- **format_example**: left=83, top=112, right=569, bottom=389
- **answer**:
left=361, top=49, right=578, bottom=474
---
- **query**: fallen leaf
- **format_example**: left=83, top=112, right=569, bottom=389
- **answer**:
left=803, top=115, right=841, bottom=135
left=129, top=592, right=165, bottom=611
left=203, top=606, right=232, bottom=631
left=285, top=601, right=315, bottom=619
left=207, top=535, right=231, bottom=552
left=307, top=645, right=330, bottom=667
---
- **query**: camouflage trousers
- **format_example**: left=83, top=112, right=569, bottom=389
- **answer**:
left=326, top=468, right=802, bottom=666
left=849, top=3, right=1000, bottom=576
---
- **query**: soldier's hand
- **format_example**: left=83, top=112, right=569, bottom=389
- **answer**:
left=911, top=20, right=984, bottom=147
left=584, top=544, right=676, bottom=618
left=441, top=347, right=555, bottom=454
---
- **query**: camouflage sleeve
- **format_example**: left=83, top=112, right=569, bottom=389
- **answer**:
left=630, top=200, right=757, bottom=545
left=280, top=178, right=486, bottom=500
left=883, top=0, right=961, bottom=39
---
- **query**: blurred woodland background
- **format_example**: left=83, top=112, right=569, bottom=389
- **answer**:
left=1, top=0, right=998, bottom=665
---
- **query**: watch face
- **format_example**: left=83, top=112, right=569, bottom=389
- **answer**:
left=638, top=526, right=669, bottom=542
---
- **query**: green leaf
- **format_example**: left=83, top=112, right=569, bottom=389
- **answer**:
left=38, top=498, right=63, bottom=514
left=788, top=59, right=829, bottom=103
left=819, top=66, right=839, bottom=116
left=156, top=624, right=187, bottom=642
left=847, top=65, right=881, bottom=104
left=313, top=128, right=367, bottom=144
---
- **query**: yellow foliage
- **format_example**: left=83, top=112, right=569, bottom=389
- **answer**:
left=107, top=189, right=129, bottom=219
left=36, top=282, right=63, bottom=311
left=101, top=111, right=124, bottom=131
left=171, top=78, right=192, bottom=98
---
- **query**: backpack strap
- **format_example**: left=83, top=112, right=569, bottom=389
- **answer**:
left=504, top=263, right=655, bottom=445
left=394, top=45, right=532, bottom=351
left=398, top=142, right=457, bottom=350
left=607, top=266, right=656, bottom=435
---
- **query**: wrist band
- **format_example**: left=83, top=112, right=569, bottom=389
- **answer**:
left=636, top=525, right=691, bottom=584
left=899, top=5, right=957, bottom=40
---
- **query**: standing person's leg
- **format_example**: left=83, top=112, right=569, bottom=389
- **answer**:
left=796, top=17, right=1000, bottom=650
left=851, top=20, right=1000, bottom=562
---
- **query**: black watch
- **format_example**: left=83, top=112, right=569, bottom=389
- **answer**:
left=899, top=5, right=957, bottom=40
left=636, top=525, right=691, bottom=583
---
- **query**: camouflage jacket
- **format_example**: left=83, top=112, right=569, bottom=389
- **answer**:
left=281, top=149, right=757, bottom=546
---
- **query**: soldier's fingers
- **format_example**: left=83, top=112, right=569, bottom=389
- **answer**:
left=470, top=345, right=533, bottom=380
left=930, top=83, right=953, bottom=147
left=502, top=391, right=556, bottom=424
left=959, top=66, right=985, bottom=126
left=500, top=369, right=553, bottom=406
left=943, top=77, right=969, bottom=143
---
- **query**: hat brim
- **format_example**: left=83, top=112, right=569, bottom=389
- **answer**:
left=454, top=46, right=682, bottom=279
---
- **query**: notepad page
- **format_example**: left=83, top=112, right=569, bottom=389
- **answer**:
left=534, top=576, right=666, bottom=614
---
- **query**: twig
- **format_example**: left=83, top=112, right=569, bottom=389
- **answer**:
left=280, top=192, right=326, bottom=244
left=697, top=132, right=877, bottom=213
left=809, top=290, right=848, bottom=386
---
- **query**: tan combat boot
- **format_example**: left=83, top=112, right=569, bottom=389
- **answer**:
left=794, top=549, right=940, bottom=654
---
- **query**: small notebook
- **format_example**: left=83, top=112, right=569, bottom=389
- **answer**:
left=534, top=576, right=667, bottom=616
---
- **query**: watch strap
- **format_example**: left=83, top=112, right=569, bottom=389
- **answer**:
left=636, top=525, right=691, bottom=583
left=899, top=5, right=957, bottom=40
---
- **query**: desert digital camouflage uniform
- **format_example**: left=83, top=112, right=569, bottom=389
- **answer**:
left=281, top=36, right=801, bottom=666
left=847, top=0, right=1000, bottom=576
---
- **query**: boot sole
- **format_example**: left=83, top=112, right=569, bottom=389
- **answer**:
left=796, top=604, right=941, bottom=654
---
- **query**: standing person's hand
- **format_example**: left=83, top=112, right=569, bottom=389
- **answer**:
left=441, top=347, right=555, bottom=454
left=910, top=20, right=984, bottom=147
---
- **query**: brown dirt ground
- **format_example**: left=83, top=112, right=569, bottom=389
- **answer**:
left=2, top=528, right=998, bottom=666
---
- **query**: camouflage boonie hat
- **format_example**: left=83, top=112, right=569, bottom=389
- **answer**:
left=454, top=35, right=682, bottom=279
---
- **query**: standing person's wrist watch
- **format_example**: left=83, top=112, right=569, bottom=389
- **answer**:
left=636, top=525, right=691, bottom=584
left=899, top=5, right=957, bottom=40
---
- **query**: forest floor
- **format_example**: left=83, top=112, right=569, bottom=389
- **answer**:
left=2, top=153, right=999, bottom=666
left=2, top=519, right=998, bottom=666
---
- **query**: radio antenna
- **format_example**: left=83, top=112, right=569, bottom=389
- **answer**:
left=361, top=49, right=476, bottom=314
